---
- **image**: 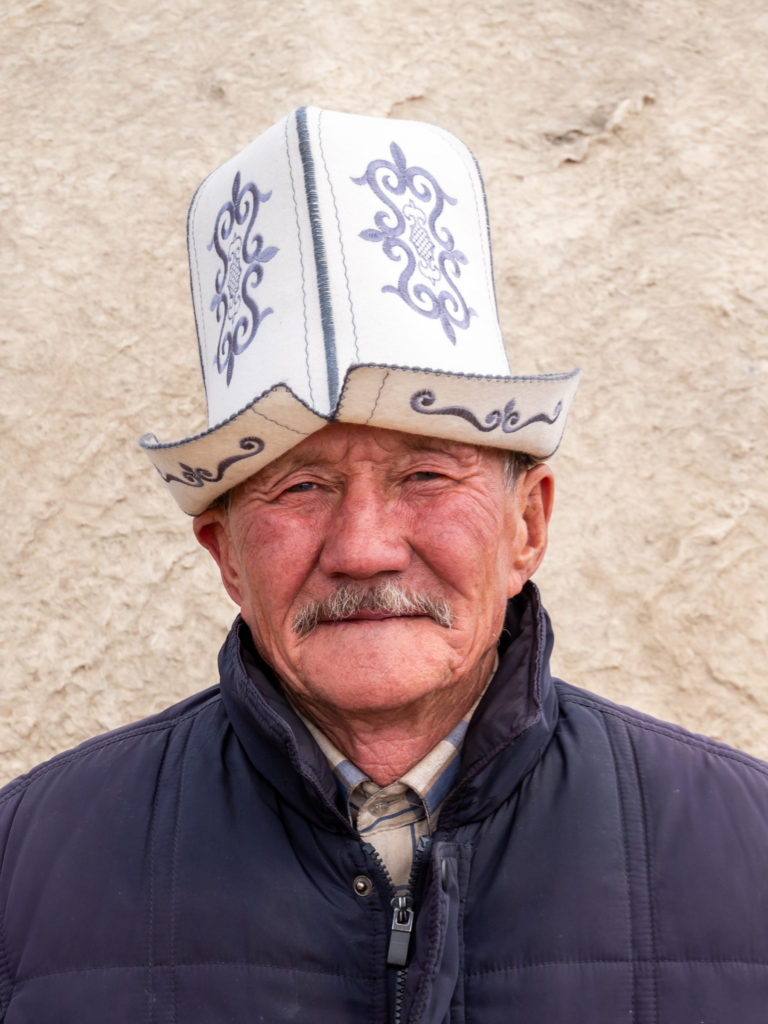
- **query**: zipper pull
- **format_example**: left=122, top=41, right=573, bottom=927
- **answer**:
left=387, top=895, right=414, bottom=966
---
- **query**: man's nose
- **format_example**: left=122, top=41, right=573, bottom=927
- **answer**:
left=318, top=487, right=411, bottom=579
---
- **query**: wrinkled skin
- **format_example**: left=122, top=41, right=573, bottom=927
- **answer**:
left=194, top=424, right=553, bottom=782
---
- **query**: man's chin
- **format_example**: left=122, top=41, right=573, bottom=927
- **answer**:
left=285, top=621, right=459, bottom=713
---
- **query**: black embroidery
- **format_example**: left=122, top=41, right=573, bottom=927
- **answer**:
left=352, top=142, right=475, bottom=344
left=410, top=389, right=562, bottom=433
left=209, top=173, right=278, bottom=386
left=156, top=437, right=265, bottom=488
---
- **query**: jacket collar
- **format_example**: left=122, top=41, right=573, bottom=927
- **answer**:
left=439, top=581, right=559, bottom=826
left=217, top=581, right=559, bottom=830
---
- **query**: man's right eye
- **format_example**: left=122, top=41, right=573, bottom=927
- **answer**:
left=283, top=480, right=317, bottom=494
left=407, top=471, right=443, bottom=482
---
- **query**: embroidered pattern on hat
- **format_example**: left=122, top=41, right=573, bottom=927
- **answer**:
left=410, top=389, right=563, bottom=434
left=154, top=436, right=265, bottom=489
left=352, top=142, right=475, bottom=344
left=209, top=172, right=278, bottom=385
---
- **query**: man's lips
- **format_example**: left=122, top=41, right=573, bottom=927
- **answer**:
left=319, top=610, right=426, bottom=623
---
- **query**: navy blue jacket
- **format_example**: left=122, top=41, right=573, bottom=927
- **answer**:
left=2, top=583, right=768, bottom=1022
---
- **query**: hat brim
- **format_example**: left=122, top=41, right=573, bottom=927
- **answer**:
left=140, top=364, right=580, bottom=515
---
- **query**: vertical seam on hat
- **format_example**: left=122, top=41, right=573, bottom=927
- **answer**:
left=187, top=183, right=212, bottom=420
left=364, top=369, right=390, bottom=424
left=250, top=405, right=313, bottom=435
left=285, top=114, right=314, bottom=407
left=441, top=129, right=508, bottom=367
left=317, top=108, right=360, bottom=363
left=296, top=106, right=339, bottom=411
left=469, top=151, right=505, bottom=359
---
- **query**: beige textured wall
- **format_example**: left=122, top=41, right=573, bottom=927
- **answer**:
left=1, top=0, right=766, bottom=783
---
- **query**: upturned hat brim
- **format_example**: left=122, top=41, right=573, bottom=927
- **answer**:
left=140, top=107, right=580, bottom=514
left=140, top=363, right=579, bottom=515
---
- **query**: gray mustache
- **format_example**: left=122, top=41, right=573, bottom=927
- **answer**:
left=292, top=581, right=454, bottom=637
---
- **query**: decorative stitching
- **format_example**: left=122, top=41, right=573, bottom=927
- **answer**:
left=318, top=109, right=360, bottom=363
left=154, top=437, right=265, bottom=488
left=410, top=389, right=562, bottom=434
left=285, top=113, right=314, bottom=407
left=364, top=370, right=389, bottom=424
left=140, top=381, right=329, bottom=452
left=187, top=183, right=213, bottom=418
left=208, top=172, right=278, bottom=386
left=442, top=129, right=509, bottom=365
left=352, top=140, right=475, bottom=344
left=296, top=106, right=339, bottom=409
left=331, top=365, right=578, bottom=449
left=249, top=408, right=312, bottom=436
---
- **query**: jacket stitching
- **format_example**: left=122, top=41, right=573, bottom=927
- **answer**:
left=0, top=699, right=222, bottom=809
left=146, top=723, right=174, bottom=1024
left=12, top=960, right=380, bottom=987
left=170, top=717, right=194, bottom=1024
left=144, top=715, right=196, bottom=1024
left=559, top=693, right=768, bottom=778
left=0, top=793, right=22, bottom=1017
left=464, top=957, right=768, bottom=975
left=603, top=716, right=637, bottom=1019
left=628, top=722, right=659, bottom=1024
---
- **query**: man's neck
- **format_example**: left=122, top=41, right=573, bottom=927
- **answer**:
left=287, top=652, right=497, bottom=786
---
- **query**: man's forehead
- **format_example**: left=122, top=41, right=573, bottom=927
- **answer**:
left=251, top=425, right=496, bottom=481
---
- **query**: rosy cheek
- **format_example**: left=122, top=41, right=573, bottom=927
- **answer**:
left=245, top=513, right=324, bottom=587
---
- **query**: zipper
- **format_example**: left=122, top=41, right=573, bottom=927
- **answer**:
left=361, top=836, right=433, bottom=1024
left=387, top=894, right=414, bottom=966
left=393, top=957, right=408, bottom=1024
left=360, top=842, right=415, bottom=966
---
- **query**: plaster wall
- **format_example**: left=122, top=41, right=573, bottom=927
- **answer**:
left=1, top=0, right=766, bottom=782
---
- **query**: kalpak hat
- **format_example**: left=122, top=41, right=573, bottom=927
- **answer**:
left=140, top=106, right=580, bottom=514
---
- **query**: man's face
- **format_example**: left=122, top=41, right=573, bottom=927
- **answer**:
left=194, top=424, right=552, bottom=722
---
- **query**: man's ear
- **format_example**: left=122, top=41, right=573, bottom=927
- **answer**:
left=507, top=463, right=555, bottom=595
left=192, top=507, right=245, bottom=608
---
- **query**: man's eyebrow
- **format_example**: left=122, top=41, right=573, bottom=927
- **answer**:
left=247, top=453, right=319, bottom=488
left=396, top=436, right=476, bottom=459
left=246, top=436, right=477, bottom=492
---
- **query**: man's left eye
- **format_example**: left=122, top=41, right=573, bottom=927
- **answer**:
left=408, top=471, right=443, bottom=482
left=284, top=480, right=317, bottom=493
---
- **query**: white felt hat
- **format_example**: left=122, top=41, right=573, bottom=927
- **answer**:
left=140, top=106, right=580, bottom=514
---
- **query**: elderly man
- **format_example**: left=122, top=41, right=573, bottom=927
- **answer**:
left=1, top=108, right=767, bottom=1023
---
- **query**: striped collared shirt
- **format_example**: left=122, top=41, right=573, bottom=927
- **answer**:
left=299, top=664, right=495, bottom=891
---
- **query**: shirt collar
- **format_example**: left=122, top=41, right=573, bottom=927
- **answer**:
left=296, top=655, right=498, bottom=819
